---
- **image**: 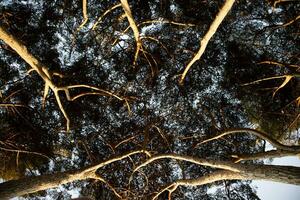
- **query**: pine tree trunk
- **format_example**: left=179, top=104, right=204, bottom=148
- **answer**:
left=0, top=169, right=87, bottom=200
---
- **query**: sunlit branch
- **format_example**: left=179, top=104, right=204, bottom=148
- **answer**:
left=276, top=14, right=300, bottom=27
left=273, top=0, right=299, bottom=7
left=113, top=20, right=194, bottom=46
left=258, top=61, right=300, bottom=69
left=179, top=0, right=235, bottom=84
left=84, top=150, right=151, bottom=174
left=232, top=149, right=300, bottom=163
left=120, top=0, right=142, bottom=67
left=0, top=103, right=28, bottom=108
left=134, top=153, right=241, bottom=173
left=0, top=26, right=127, bottom=132
left=242, top=75, right=297, bottom=97
left=195, top=128, right=300, bottom=151
left=114, top=135, right=138, bottom=149
left=0, top=150, right=150, bottom=199
left=77, top=0, right=88, bottom=31
left=153, top=170, right=247, bottom=200
left=88, top=173, right=123, bottom=199
left=92, top=3, right=122, bottom=30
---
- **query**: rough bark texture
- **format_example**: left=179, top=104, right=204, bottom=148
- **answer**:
left=0, top=170, right=86, bottom=200
left=0, top=150, right=146, bottom=199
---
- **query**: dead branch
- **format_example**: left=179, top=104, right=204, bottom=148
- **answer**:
left=179, top=0, right=235, bottom=84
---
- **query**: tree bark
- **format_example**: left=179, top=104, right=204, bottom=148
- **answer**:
left=154, top=166, right=300, bottom=199
left=0, top=169, right=86, bottom=200
left=0, top=150, right=147, bottom=199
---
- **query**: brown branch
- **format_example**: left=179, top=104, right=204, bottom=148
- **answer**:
left=179, top=0, right=235, bottom=84
left=195, top=128, right=300, bottom=151
left=276, top=15, right=300, bottom=27
left=0, top=146, right=51, bottom=160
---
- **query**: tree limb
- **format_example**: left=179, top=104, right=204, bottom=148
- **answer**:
left=77, top=0, right=88, bottom=31
left=195, top=128, right=300, bottom=151
left=0, top=150, right=150, bottom=199
left=120, top=0, right=142, bottom=66
left=0, top=26, right=128, bottom=132
left=179, top=0, right=235, bottom=84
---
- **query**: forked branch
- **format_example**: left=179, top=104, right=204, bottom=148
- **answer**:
left=120, top=0, right=142, bottom=66
left=92, top=3, right=122, bottom=30
left=152, top=170, right=247, bottom=200
left=0, top=150, right=150, bottom=199
left=0, top=26, right=128, bottom=132
left=77, top=0, right=88, bottom=31
left=135, top=154, right=300, bottom=199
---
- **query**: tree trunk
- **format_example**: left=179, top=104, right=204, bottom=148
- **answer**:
left=0, top=169, right=87, bottom=200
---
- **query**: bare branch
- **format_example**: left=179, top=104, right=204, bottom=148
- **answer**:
left=134, top=153, right=241, bottom=173
left=120, top=0, right=142, bottom=66
left=180, top=0, right=235, bottom=84
left=92, top=3, right=122, bottom=30
left=152, top=170, right=247, bottom=200
left=77, top=0, right=88, bottom=31
left=0, top=26, right=127, bottom=132
left=195, top=128, right=300, bottom=151
left=0, top=146, right=51, bottom=160
left=232, top=149, right=300, bottom=163
left=0, top=150, right=150, bottom=199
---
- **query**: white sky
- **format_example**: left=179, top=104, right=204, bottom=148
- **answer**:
left=253, top=156, right=300, bottom=200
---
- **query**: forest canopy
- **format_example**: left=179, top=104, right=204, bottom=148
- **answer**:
left=0, top=0, right=299, bottom=199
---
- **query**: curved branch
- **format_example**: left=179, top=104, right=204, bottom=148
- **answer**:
left=120, top=0, right=142, bottom=66
left=134, top=153, right=241, bottom=173
left=195, top=128, right=300, bottom=151
left=92, top=3, right=122, bottom=30
left=152, top=170, right=247, bottom=200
